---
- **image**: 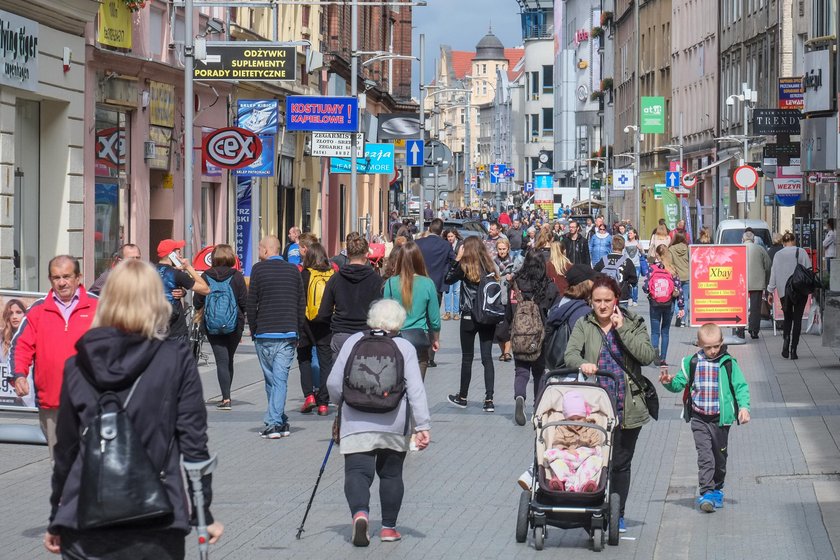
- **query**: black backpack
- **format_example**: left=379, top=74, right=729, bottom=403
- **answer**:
left=544, top=315, right=573, bottom=370
left=683, top=355, right=739, bottom=424
left=342, top=331, right=406, bottom=413
left=77, top=374, right=174, bottom=530
left=785, top=248, right=819, bottom=301
left=472, top=271, right=505, bottom=325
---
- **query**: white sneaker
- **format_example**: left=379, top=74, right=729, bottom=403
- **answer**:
left=517, top=465, right=535, bottom=491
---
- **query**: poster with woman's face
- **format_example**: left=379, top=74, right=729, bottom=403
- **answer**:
left=0, top=291, right=45, bottom=411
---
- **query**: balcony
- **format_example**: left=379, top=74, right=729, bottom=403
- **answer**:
left=522, top=23, right=554, bottom=41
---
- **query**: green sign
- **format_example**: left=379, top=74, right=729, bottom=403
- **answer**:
left=590, top=179, right=601, bottom=191
left=660, top=187, right=679, bottom=230
left=640, top=96, right=666, bottom=134
left=653, top=184, right=665, bottom=200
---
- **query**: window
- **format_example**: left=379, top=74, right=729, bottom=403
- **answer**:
left=15, top=99, right=41, bottom=290
left=542, top=65, right=553, bottom=93
left=530, top=114, right=539, bottom=138
left=542, top=108, right=553, bottom=136
left=482, top=63, right=487, bottom=74
left=530, top=71, right=539, bottom=98
left=200, top=183, right=216, bottom=246
left=301, top=188, right=311, bottom=233
left=302, top=5, right=310, bottom=27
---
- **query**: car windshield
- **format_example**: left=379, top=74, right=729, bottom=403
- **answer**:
left=719, top=228, right=772, bottom=246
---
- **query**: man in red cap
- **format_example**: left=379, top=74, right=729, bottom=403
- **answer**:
left=156, top=239, right=210, bottom=344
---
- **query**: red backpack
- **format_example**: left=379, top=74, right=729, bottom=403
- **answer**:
left=648, top=265, right=675, bottom=304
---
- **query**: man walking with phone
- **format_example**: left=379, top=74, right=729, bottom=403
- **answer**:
left=156, top=239, right=210, bottom=344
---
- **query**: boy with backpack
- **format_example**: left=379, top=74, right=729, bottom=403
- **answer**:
left=659, top=323, right=751, bottom=513
left=594, top=235, right=637, bottom=305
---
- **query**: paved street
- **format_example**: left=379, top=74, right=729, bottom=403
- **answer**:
left=2, top=301, right=840, bottom=559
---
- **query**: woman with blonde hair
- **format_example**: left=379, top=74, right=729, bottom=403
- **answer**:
left=643, top=243, right=685, bottom=365
left=445, top=236, right=500, bottom=412
left=546, top=240, right=572, bottom=296
left=46, top=260, right=222, bottom=558
left=648, top=223, right=671, bottom=259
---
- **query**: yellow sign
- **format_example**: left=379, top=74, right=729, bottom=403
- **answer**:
left=97, top=0, right=132, bottom=49
left=708, top=267, right=733, bottom=280
left=149, top=81, right=176, bottom=128
left=393, top=139, right=406, bottom=149
left=162, top=173, right=174, bottom=190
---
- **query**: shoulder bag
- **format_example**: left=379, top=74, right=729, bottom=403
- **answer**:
left=599, top=329, right=660, bottom=420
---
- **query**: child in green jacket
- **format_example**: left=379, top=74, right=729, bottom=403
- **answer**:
left=659, top=323, right=751, bottom=513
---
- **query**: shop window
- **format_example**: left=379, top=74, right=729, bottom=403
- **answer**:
left=14, top=99, right=40, bottom=291
left=94, top=107, right=130, bottom=279
left=301, top=188, right=311, bottom=233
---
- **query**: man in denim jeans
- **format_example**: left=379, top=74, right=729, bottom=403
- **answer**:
left=246, top=235, right=306, bottom=439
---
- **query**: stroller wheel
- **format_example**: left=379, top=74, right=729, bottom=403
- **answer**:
left=592, top=528, right=604, bottom=552
left=608, top=493, right=621, bottom=545
left=515, top=491, right=529, bottom=543
left=534, top=526, right=545, bottom=551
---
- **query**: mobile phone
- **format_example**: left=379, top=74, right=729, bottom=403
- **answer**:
left=168, top=251, right=182, bottom=267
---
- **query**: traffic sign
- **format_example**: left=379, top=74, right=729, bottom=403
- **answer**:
left=682, top=174, right=698, bottom=188
left=666, top=171, right=681, bottom=188
left=202, top=127, right=263, bottom=170
left=195, top=44, right=296, bottom=81
left=423, top=140, right=452, bottom=170
left=286, top=96, right=359, bottom=132
left=490, top=164, right=507, bottom=184
left=524, top=181, right=534, bottom=192
left=406, top=139, right=424, bottom=167
left=733, top=165, right=759, bottom=190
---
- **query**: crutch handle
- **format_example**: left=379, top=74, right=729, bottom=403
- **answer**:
left=183, top=455, right=218, bottom=480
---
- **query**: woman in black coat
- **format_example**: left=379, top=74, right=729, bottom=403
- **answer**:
left=46, top=260, right=222, bottom=558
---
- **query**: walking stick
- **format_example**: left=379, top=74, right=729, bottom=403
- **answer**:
left=183, top=455, right=218, bottom=560
left=296, top=438, right=335, bottom=539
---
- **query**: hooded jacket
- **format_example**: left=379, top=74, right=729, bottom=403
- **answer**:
left=668, top=243, right=690, bottom=282
left=193, top=265, right=248, bottom=334
left=10, top=288, right=98, bottom=409
left=316, top=263, right=384, bottom=334
left=49, top=327, right=212, bottom=534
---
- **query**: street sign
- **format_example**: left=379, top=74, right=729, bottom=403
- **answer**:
left=733, top=165, right=759, bottom=190
left=689, top=244, right=748, bottom=327
left=653, top=184, right=665, bottom=200
left=490, top=164, right=507, bottom=184
left=665, top=171, right=681, bottom=188
left=612, top=169, right=634, bottom=191
left=682, top=174, right=698, bottom=188
left=406, top=139, right=424, bottom=167
left=202, top=127, right=263, bottom=170
left=329, top=143, right=394, bottom=174
left=423, top=140, right=452, bottom=170
left=310, top=132, right=364, bottom=157
left=195, top=44, right=296, bottom=81
left=286, top=96, right=359, bottom=132
left=479, top=171, right=485, bottom=179
left=524, top=181, right=534, bottom=192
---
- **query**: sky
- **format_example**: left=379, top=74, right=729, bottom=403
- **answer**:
left=411, top=0, right=523, bottom=95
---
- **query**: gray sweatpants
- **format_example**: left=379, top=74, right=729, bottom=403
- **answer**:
left=691, top=416, right=731, bottom=495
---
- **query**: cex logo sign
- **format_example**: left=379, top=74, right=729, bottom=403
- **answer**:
left=202, top=127, right=263, bottom=169
left=96, top=127, right=126, bottom=168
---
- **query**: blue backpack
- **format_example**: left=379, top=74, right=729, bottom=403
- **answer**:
left=156, top=265, right=178, bottom=306
left=204, top=276, right=238, bottom=335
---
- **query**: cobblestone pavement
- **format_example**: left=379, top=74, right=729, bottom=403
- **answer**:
left=2, top=300, right=840, bottom=559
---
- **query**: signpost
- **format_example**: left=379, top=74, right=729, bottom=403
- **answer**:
left=733, top=165, right=759, bottom=190
left=689, top=244, right=748, bottom=327
left=665, top=171, right=681, bottom=188
left=286, top=96, right=359, bottom=132
left=195, top=44, right=296, bottom=81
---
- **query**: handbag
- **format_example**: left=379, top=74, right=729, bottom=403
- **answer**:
left=599, top=330, right=660, bottom=421
left=77, top=374, right=174, bottom=530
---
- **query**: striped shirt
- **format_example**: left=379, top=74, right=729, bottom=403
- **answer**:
left=691, top=351, right=720, bottom=415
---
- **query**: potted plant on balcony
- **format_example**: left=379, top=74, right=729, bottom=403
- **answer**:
left=600, top=11, right=614, bottom=27
left=590, top=90, right=604, bottom=102
left=591, top=26, right=604, bottom=38
left=600, top=78, right=614, bottom=91
left=124, top=0, right=147, bottom=12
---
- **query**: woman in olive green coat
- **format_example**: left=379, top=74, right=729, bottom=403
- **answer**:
left=564, top=275, right=658, bottom=533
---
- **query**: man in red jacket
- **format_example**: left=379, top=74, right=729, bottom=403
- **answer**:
left=11, top=255, right=97, bottom=456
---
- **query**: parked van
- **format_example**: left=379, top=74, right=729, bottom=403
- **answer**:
left=714, top=219, right=772, bottom=246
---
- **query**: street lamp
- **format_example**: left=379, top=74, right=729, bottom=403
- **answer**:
left=624, top=124, right=642, bottom=231
left=425, top=85, right=473, bottom=207
left=726, top=83, right=757, bottom=218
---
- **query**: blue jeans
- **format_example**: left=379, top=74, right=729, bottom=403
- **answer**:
left=632, top=265, right=640, bottom=302
left=510, top=249, right=523, bottom=260
left=649, top=305, right=674, bottom=363
left=674, top=281, right=690, bottom=323
left=255, top=338, right=297, bottom=427
left=444, top=281, right=461, bottom=314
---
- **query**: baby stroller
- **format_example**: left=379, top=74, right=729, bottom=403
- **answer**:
left=515, top=368, right=621, bottom=551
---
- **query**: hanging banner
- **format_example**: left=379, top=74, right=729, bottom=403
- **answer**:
left=97, top=0, right=132, bottom=49
left=640, top=96, right=666, bottom=134
left=660, top=186, right=679, bottom=230
left=0, top=290, right=44, bottom=412
left=689, top=244, right=748, bottom=327
left=237, top=99, right=279, bottom=135
left=235, top=178, right=253, bottom=276
left=149, top=81, right=175, bottom=127
left=232, top=134, right=275, bottom=177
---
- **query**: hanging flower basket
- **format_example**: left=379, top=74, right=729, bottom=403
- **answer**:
left=590, top=90, right=604, bottom=102
left=600, top=77, right=614, bottom=91
left=591, top=26, right=604, bottom=38
left=124, top=0, right=147, bottom=12
left=600, top=11, right=614, bottom=26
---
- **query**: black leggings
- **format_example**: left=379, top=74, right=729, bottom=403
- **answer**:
left=298, top=323, right=333, bottom=405
left=458, top=318, right=496, bottom=400
left=344, top=449, right=407, bottom=527
left=60, top=529, right=185, bottom=560
left=207, top=331, right=242, bottom=401
left=781, top=295, right=808, bottom=349
left=611, top=426, right=642, bottom=518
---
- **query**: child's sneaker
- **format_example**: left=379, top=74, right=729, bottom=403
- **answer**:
left=618, top=517, right=626, bottom=533
left=517, top=465, right=535, bottom=491
left=711, top=489, right=724, bottom=508
left=696, top=493, right=715, bottom=513
left=351, top=511, right=370, bottom=547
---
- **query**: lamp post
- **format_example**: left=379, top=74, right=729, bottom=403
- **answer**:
left=624, top=125, right=641, bottom=231
left=726, top=83, right=757, bottom=219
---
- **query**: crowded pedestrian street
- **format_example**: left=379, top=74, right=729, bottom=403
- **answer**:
left=3, top=303, right=839, bottom=559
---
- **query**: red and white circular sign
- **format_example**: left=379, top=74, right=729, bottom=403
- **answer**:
left=733, top=165, right=759, bottom=190
left=682, top=174, right=697, bottom=188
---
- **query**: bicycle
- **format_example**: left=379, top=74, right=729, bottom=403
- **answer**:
left=186, top=306, right=210, bottom=366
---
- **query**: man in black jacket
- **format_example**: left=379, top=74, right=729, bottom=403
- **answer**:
left=416, top=218, right=455, bottom=367
left=247, top=235, right=306, bottom=439
left=594, top=235, right=638, bottom=304
left=563, top=221, right=591, bottom=265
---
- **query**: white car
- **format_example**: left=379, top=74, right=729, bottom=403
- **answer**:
left=714, top=219, right=772, bottom=246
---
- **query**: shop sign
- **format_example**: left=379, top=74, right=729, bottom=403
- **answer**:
left=195, top=44, right=296, bottom=81
left=203, top=127, right=263, bottom=170
left=753, top=109, right=801, bottom=135
left=689, top=245, right=748, bottom=327
left=149, top=81, right=175, bottom=128
left=330, top=143, right=395, bottom=174
left=803, top=50, right=832, bottom=112
left=0, top=10, right=39, bottom=92
left=778, top=77, right=804, bottom=109
left=96, top=127, right=126, bottom=169
left=97, top=0, right=132, bottom=49
left=148, top=126, right=172, bottom=170
left=640, top=96, right=665, bottom=134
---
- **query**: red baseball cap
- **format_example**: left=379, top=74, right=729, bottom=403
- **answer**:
left=157, top=239, right=186, bottom=258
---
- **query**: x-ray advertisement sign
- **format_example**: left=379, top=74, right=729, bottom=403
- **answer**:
left=689, top=245, right=748, bottom=327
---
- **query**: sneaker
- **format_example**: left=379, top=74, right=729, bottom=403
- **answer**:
left=216, top=400, right=231, bottom=411
left=260, top=424, right=289, bottom=439
left=711, top=489, right=724, bottom=508
left=618, top=517, right=626, bottom=533
left=300, top=394, right=316, bottom=413
left=448, top=394, right=467, bottom=408
left=428, top=360, right=437, bottom=368
left=514, top=395, right=526, bottom=426
left=517, top=465, right=534, bottom=491
left=442, top=312, right=451, bottom=320
left=697, top=493, right=715, bottom=513
left=351, top=512, right=370, bottom=547
left=483, top=399, right=495, bottom=413
left=452, top=314, right=460, bottom=320
left=380, top=527, right=402, bottom=542
left=317, top=404, right=329, bottom=416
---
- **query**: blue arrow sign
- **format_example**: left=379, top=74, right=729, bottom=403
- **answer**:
left=406, top=139, right=424, bottom=167
left=666, top=171, right=681, bottom=188
left=490, top=164, right=507, bottom=184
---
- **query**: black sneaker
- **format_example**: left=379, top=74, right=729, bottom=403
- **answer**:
left=260, top=423, right=290, bottom=439
left=428, top=360, right=437, bottom=368
left=514, top=395, right=526, bottom=425
left=483, top=399, right=495, bottom=413
left=447, top=394, right=467, bottom=408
